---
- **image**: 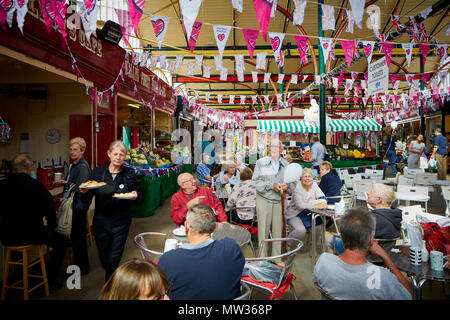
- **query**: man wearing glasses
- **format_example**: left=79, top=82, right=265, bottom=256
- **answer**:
left=171, top=173, right=228, bottom=226
left=252, top=138, right=289, bottom=258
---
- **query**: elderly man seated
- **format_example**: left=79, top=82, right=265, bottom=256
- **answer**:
left=159, top=204, right=245, bottom=300
left=196, top=154, right=219, bottom=187
left=171, top=172, right=228, bottom=226
left=313, top=207, right=413, bottom=300
left=326, top=183, right=403, bottom=255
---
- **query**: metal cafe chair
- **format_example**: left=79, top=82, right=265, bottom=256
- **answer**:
left=352, top=179, right=373, bottom=203
left=133, top=232, right=167, bottom=262
left=241, top=238, right=303, bottom=300
left=234, top=281, right=251, bottom=300
left=313, top=281, right=336, bottom=300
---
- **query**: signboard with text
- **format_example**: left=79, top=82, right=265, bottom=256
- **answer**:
left=367, top=57, right=389, bottom=96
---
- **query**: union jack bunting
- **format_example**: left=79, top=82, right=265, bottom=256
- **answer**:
left=417, top=22, right=429, bottom=43
left=230, top=95, right=235, bottom=104
left=346, top=9, right=354, bottom=33
left=220, top=67, right=228, bottom=81
left=252, top=95, right=258, bottom=104
left=264, top=95, right=270, bottom=104
left=264, top=73, right=271, bottom=84
left=321, top=4, right=335, bottom=31
left=391, top=15, right=405, bottom=32
left=240, top=96, right=246, bottom=104
left=290, top=74, right=298, bottom=84
left=203, top=65, right=211, bottom=78
left=205, top=93, right=210, bottom=102
left=186, top=62, right=195, bottom=75
left=168, top=59, right=177, bottom=72
left=369, top=11, right=380, bottom=37
left=218, top=94, right=223, bottom=103
left=149, top=56, right=159, bottom=68
left=407, top=17, right=419, bottom=44
left=237, top=68, right=245, bottom=82
left=277, top=74, right=284, bottom=84
left=375, top=32, right=388, bottom=51
left=252, top=71, right=258, bottom=83
left=195, top=55, right=203, bottom=70
left=194, top=91, right=199, bottom=100
left=175, top=55, right=184, bottom=70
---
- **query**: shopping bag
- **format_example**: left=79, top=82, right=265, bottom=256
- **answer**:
left=419, top=157, right=428, bottom=169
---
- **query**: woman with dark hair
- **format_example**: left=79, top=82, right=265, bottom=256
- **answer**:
left=80, top=140, right=140, bottom=282
left=407, top=134, right=425, bottom=169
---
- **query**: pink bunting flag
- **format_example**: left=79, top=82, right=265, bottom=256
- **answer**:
left=183, top=21, right=202, bottom=52
left=336, top=97, right=341, bottom=106
left=419, top=44, right=430, bottom=65
left=242, top=29, right=259, bottom=60
left=390, top=74, right=399, bottom=87
left=128, top=0, right=145, bottom=36
left=115, top=8, right=133, bottom=46
left=295, top=35, right=309, bottom=64
left=341, top=39, right=356, bottom=67
left=40, top=0, right=67, bottom=38
left=252, top=0, right=274, bottom=42
left=381, top=43, right=394, bottom=67
left=421, top=73, right=431, bottom=87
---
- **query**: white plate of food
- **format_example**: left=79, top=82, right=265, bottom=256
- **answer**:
left=80, top=181, right=107, bottom=189
left=173, top=226, right=186, bottom=236
left=113, top=192, right=135, bottom=199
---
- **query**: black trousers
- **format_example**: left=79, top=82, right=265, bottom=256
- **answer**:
left=93, top=219, right=131, bottom=282
left=70, top=210, right=90, bottom=274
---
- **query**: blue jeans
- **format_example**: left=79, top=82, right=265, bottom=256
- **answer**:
left=387, top=150, right=397, bottom=174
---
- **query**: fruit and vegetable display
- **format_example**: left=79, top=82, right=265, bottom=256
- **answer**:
left=125, top=148, right=173, bottom=168
left=331, top=147, right=376, bottom=159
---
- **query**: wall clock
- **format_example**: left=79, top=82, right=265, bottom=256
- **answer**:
left=45, top=128, right=61, bottom=144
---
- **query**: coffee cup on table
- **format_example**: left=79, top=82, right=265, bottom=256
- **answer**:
left=54, top=172, right=62, bottom=183
left=430, top=251, right=444, bottom=271
left=409, top=246, right=422, bottom=266
left=164, top=239, right=178, bottom=252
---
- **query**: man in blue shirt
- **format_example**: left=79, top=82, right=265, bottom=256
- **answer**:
left=431, top=127, right=448, bottom=180
left=196, top=154, right=219, bottom=186
left=158, top=204, right=245, bottom=300
left=385, top=131, right=398, bottom=175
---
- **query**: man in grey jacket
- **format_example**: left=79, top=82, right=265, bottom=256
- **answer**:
left=310, top=136, right=326, bottom=170
left=252, top=138, right=289, bottom=258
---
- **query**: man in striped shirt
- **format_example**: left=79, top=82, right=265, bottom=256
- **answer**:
left=196, top=154, right=219, bottom=187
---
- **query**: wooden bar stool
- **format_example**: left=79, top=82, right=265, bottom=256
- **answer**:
left=1, top=245, right=50, bottom=300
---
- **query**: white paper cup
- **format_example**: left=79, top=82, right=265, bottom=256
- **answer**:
left=409, top=247, right=422, bottom=266
left=164, top=239, right=178, bottom=252
left=430, top=251, right=444, bottom=271
left=54, top=172, right=63, bottom=182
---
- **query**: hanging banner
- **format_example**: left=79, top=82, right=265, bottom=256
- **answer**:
left=319, top=37, right=334, bottom=64
left=367, top=56, right=389, bottom=96
left=292, top=0, right=307, bottom=26
left=150, top=14, right=170, bottom=49
left=242, top=29, right=259, bottom=60
left=252, top=0, right=274, bottom=42
left=128, top=0, right=145, bottom=36
left=419, top=44, right=430, bottom=65
left=402, top=43, right=414, bottom=67
left=362, top=41, right=375, bottom=65
left=78, top=0, right=98, bottom=40
left=179, top=0, right=203, bottom=40
left=256, top=52, right=267, bottom=70
left=213, top=25, right=232, bottom=57
left=341, top=39, right=356, bottom=67
left=295, top=35, right=309, bottom=64
left=321, top=4, right=335, bottom=31
left=269, top=32, right=285, bottom=68
left=380, top=43, right=394, bottom=67
left=115, top=8, right=133, bottom=46
left=349, top=0, right=364, bottom=29
left=435, top=44, right=448, bottom=65
left=346, top=9, right=354, bottom=33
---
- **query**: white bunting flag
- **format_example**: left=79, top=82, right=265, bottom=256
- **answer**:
left=438, top=71, right=447, bottom=85
left=203, top=65, right=211, bottom=78
left=290, top=74, right=298, bottom=84
left=175, top=55, right=184, bottom=70
left=349, top=0, right=365, bottom=29
left=269, top=32, right=286, bottom=68
left=139, top=51, right=149, bottom=67
left=252, top=96, right=258, bottom=104
left=240, top=95, right=246, bottom=105
left=179, top=0, right=203, bottom=40
left=435, top=44, right=448, bottom=65
left=293, top=0, right=307, bottom=26
left=302, top=75, right=308, bottom=82
left=234, top=54, right=245, bottom=70
left=159, top=54, right=166, bottom=69
left=321, top=4, right=335, bottom=31
left=213, top=25, right=232, bottom=57
left=230, top=95, right=235, bottom=104
left=205, top=93, right=210, bottom=102
left=369, top=11, right=380, bottom=37
left=150, top=15, right=170, bottom=49
left=363, top=41, right=375, bottom=64
left=186, top=62, right=195, bottom=76
left=319, top=37, right=334, bottom=64
left=214, top=55, right=223, bottom=71
left=220, top=67, right=228, bottom=81
left=78, top=0, right=99, bottom=40
left=195, top=55, right=203, bottom=70
left=405, top=74, right=414, bottom=87
left=237, top=68, right=245, bottom=82
left=315, top=75, right=321, bottom=85
left=264, top=73, right=271, bottom=83
left=402, top=43, right=414, bottom=67
left=230, top=0, right=243, bottom=13
left=252, top=71, right=258, bottom=83
left=256, top=52, right=267, bottom=70
left=345, top=9, right=354, bottom=33
left=218, top=94, right=223, bottom=103
left=149, top=56, right=159, bottom=68
left=412, top=79, right=420, bottom=92
left=277, top=74, right=284, bottom=84
left=264, top=95, right=270, bottom=104
left=271, top=0, right=278, bottom=18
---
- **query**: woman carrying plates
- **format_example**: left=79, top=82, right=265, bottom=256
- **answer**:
left=80, top=140, right=140, bottom=282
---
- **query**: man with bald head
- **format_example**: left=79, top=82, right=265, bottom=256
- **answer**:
left=170, top=172, right=228, bottom=226
left=0, top=154, right=69, bottom=290
left=252, top=137, right=289, bottom=257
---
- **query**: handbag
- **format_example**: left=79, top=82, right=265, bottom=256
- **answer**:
left=55, top=183, right=77, bottom=236
left=298, top=210, right=323, bottom=229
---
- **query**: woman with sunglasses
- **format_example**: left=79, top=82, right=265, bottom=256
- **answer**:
left=99, top=259, right=171, bottom=300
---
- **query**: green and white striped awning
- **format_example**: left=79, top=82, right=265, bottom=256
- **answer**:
left=328, top=118, right=382, bottom=132
left=257, top=119, right=381, bottom=133
left=257, top=120, right=319, bottom=133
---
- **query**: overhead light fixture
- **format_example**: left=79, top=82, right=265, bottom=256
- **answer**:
left=128, top=104, right=141, bottom=108
left=97, top=20, right=123, bottom=45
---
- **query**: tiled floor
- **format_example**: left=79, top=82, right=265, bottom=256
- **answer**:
left=3, top=176, right=450, bottom=301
